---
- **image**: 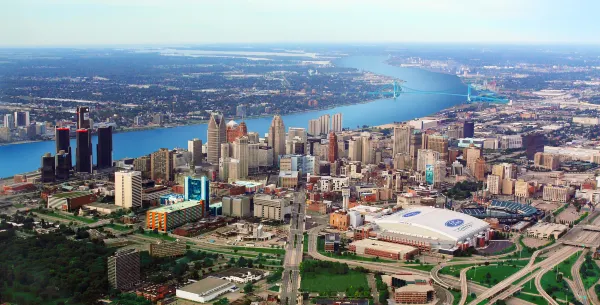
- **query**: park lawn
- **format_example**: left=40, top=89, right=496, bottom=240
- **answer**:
left=581, top=256, right=600, bottom=289
left=229, top=246, right=285, bottom=255
left=516, top=292, right=546, bottom=305
left=404, top=264, right=435, bottom=272
left=450, top=290, right=475, bottom=305
left=13, top=203, right=25, bottom=208
left=300, top=269, right=369, bottom=293
left=556, top=251, right=580, bottom=280
left=440, top=264, right=473, bottom=278
left=466, top=260, right=530, bottom=287
left=269, top=285, right=280, bottom=292
left=540, top=269, right=577, bottom=302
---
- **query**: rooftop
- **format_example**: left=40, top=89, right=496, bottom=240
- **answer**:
left=177, top=277, right=233, bottom=295
left=350, top=239, right=417, bottom=253
left=86, top=202, right=123, bottom=211
left=149, top=200, right=202, bottom=213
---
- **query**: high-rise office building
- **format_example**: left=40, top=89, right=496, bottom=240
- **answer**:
left=76, top=129, right=92, bottom=173
left=55, top=126, right=72, bottom=169
left=427, top=135, right=449, bottom=162
left=409, top=131, right=422, bottom=170
left=474, top=158, right=486, bottom=182
left=150, top=148, right=174, bottom=181
left=188, top=138, right=203, bottom=167
left=361, top=134, right=372, bottom=164
left=221, top=142, right=231, bottom=159
left=96, top=126, right=113, bottom=169
left=465, top=144, right=482, bottom=173
left=183, top=176, right=210, bottom=213
left=55, top=150, right=70, bottom=180
left=393, top=125, right=413, bottom=156
left=40, top=153, right=56, bottom=183
left=328, top=132, right=338, bottom=163
left=287, top=127, right=307, bottom=143
left=207, top=113, right=226, bottom=164
left=226, top=120, right=248, bottom=143
left=236, top=104, right=246, bottom=118
left=3, top=113, right=14, bottom=129
left=233, top=136, right=249, bottom=180
left=308, top=119, right=321, bottom=136
left=348, top=138, right=362, bottom=162
left=108, top=249, right=140, bottom=290
left=14, top=111, right=30, bottom=127
left=319, top=114, right=330, bottom=135
left=115, top=171, right=142, bottom=209
left=268, top=115, right=285, bottom=164
left=463, top=121, right=475, bottom=138
left=76, top=106, right=90, bottom=129
left=417, top=149, right=441, bottom=172
left=523, top=133, right=545, bottom=160
left=331, top=113, right=343, bottom=132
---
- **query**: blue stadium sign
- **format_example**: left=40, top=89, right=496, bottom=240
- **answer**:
left=445, top=219, right=464, bottom=227
left=403, top=211, right=421, bottom=217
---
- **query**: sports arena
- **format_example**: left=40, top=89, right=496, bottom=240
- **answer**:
left=460, top=200, right=542, bottom=224
left=353, top=206, right=491, bottom=254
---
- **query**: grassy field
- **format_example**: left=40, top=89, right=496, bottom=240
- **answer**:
left=466, top=260, right=529, bottom=287
left=540, top=268, right=577, bottom=301
left=12, top=203, right=25, bottom=208
left=450, top=290, right=475, bottom=305
left=556, top=251, right=580, bottom=280
left=303, top=233, right=308, bottom=253
left=581, top=255, right=600, bottom=289
left=300, top=270, right=369, bottom=293
left=440, top=264, right=473, bottom=278
left=516, top=290, right=546, bottom=305
left=269, top=285, right=279, bottom=292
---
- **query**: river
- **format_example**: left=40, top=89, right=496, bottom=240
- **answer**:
left=0, top=56, right=466, bottom=178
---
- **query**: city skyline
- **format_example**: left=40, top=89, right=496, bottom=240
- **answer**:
left=1, top=0, right=600, bottom=47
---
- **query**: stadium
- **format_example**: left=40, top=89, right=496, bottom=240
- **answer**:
left=460, top=200, right=542, bottom=224
left=353, top=206, right=491, bottom=254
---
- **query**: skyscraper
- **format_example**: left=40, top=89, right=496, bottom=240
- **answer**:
left=523, top=133, right=545, bottom=160
left=13, top=111, right=29, bottom=127
left=96, top=126, right=113, bottom=169
left=150, top=148, right=174, bottom=181
left=331, top=113, right=343, bottom=132
left=55, top=126, right=72, bottom=169
left=361, top=134, right=372, bottom=164
left=40, top=152, right=56, bottom=183
left=308, top=119, right=321, bottom=136
left=76, top=106, right=90, bottom=129
left=207, top=113, right=226, bottom=165
left=348, top=138, right=362, bottom=161
left=108, top=249, right=140, bottom=290
left=188, top=138, right=203, bottom=166
left=115, top=171, right=142, bottom=209
left=233, top=136, right=249, bottom=180
left=3, top=113, right=14, bottom=129
left=409, top=130, right=422, bottom=170
left=268, top=115, right=285, bottom=164
left=463, top=121, right=475, bottom=138
left=55, top=150, right=70, bottom=180
left=393, top=124, right=413, bottom=155
left=319, top=114, right=330, bottom=135
left=427, top=135, right=449, bottom=162
left=76, top=129, right=92, bottom=173
left=328, top=132, right=338, bottom=163
left=182, top=176, right=210, bottom=213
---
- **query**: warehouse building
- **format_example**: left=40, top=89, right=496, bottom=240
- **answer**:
left=349, top=239, right=418, bottom=261
left=176, top=277, right=236, bottom=303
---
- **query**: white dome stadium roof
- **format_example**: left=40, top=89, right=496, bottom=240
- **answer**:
left=374, top=206, right=490, bottom=243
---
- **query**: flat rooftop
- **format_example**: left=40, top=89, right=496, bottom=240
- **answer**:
left=86, top=202, right=123, bottom=211
left=351, top=239, right=417, bottom=253
left=50, top=191, right=91, bottom=199
left=177, top=277, right=233, bottom=295
left=150, top=200, right=201, bottom=213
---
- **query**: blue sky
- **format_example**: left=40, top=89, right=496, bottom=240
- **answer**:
left=1, top=0, right=599, bottom=46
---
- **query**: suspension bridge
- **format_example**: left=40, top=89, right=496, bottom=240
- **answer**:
left=368, top=80, right=510, bottom=104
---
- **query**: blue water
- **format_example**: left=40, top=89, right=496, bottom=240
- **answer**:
left=0, top=56, right=466, bottom=177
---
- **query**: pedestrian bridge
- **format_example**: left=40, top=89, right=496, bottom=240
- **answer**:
left=582, top=225, right=600, bottom=232
left=562, top=240, right=598, bottom=249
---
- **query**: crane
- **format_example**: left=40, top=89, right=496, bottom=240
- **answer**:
left=368, top=80, right=510, bottom=104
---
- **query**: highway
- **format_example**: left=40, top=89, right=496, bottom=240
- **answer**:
left=469, top=245, right=574, bottom=304
left=280, top=190, right=306, bottom=305
left=458, top=266, right=473, bottom=305
left=571, top=249, right=589, bottom=304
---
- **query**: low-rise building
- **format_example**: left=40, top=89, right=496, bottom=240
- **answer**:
left=543, top=185, right=572, bottom=202
left=212, top=268, right=267, bottom=284
left=146, top=200, right=205, bottom=232
left=47, top=191, right=96, bottom=211
left=348, top=239, right=418, bottom=261
left=329, top=211, right=350, bottom=231
left=526, top=222, right=568, bottom=240
left=149, top=241, right=186, bottom=257
left=278, top=170, right=299, bottom=188
left=395, top=285, right=435, bottom=304
left=324, top=233, right=341, bottom=253
left=253, top=194, right=291, bottom=220
left=176, top=277, right=236, bottom=303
